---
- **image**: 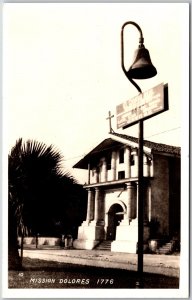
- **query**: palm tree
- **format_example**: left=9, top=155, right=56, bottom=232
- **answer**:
left=8, top=138, right=84, bottom=269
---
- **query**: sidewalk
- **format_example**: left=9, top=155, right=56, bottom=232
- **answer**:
left=22, top=246, right=180, bottom=278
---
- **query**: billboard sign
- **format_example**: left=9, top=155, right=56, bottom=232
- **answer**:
left=116, top=83, right=168, bottom=129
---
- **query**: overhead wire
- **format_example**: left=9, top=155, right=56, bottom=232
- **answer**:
left=63, top=126, right=181, bottom=162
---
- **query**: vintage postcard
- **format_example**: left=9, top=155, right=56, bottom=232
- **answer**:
left=2, top=2, right=189, bottom=298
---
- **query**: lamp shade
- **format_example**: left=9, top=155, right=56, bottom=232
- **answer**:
left=127, top=46, right=157, bottom=79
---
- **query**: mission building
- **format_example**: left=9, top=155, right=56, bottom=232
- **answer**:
left=73, top=131, right=180, bottom=253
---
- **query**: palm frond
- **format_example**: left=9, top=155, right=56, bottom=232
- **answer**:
left=8, top=138, right=79, bottom=236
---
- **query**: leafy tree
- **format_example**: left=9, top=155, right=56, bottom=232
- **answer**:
left=8, top=138, right=87, bottom=269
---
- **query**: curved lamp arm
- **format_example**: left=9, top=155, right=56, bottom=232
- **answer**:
left=121, top=21, right=144, bottom=93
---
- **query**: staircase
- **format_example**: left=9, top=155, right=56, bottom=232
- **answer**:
left=95, top=241, right=112, bottom=251
left=157, top=242, right=174, bottom=255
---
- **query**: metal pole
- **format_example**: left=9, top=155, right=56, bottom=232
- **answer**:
left=120, top=21, right=156, bottom=288
left=136, top=119, right=144, bottom=288
left=121, top=22, right=143, bottom=94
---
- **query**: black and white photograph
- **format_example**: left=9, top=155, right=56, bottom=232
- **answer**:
left=2, top=2, right=189, bottom=298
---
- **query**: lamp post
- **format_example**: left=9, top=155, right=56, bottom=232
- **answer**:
left=121, top=21, right=157, bottom=288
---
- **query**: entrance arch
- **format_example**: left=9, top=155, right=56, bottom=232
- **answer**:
left=106, top=203, right=124, bottom=240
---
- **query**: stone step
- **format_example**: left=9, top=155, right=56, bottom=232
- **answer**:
left=160, top=246, right=172, bottom=249
left=160, top=243, right=172, bottom=248
left=96, top=244, right=111, bottom=250
left=160, top=246, right=172, bottom=250
left=95, top=241, right=112, bottom=251
left=158, top=250, right=171, bottom=254
left=158, top=242, right=173, bottom=254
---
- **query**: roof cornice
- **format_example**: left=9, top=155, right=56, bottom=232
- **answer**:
left=108, top=133, right=152, bottom=154
left=109, top=131, right=180, bottom=157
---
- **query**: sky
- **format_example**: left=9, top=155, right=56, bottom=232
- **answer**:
left=3, top=3, right=189, bottom=183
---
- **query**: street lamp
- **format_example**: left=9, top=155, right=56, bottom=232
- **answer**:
left=121, top=21, right=157, bottom=288
left=121, top=21, right=157, bottom=92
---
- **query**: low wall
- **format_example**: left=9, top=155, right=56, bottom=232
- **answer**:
left=18, top=237, right=61, bottom=246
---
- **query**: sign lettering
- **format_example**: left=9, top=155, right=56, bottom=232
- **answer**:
left=116, top=83, right=168, bottom=129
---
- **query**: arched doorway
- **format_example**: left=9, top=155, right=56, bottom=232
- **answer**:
left=107, top=204, right=124, bottom=240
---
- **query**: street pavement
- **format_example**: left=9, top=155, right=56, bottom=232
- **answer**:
left=22, top=246, right=180, bottom=278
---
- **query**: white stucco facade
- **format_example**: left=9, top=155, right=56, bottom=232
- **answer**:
left=73, top=134, right=180, bottom=253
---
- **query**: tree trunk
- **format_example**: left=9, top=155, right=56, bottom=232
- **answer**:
left=20, top=232, right=24, bottom=266
left=8, top=208, right=22, bottom=270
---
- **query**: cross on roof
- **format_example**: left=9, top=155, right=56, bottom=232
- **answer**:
left=106, top=111, right=114, bottom=133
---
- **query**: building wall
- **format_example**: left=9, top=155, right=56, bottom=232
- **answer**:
left=89, top=149, right=178, bottom=240
left=151, top=154, right=169, bottom=237
left=89, top=147, right=153, bottom=184
left=74, top=139, right=180, bottom=252
left=169, top=157, right=180, bottom=238
left=105, top=189, right=127, bottom=217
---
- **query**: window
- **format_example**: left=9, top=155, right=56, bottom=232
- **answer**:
left=131, top=155, right=135, bottom=166
left=106, top=154, right=111, bottom=170
left=119, top=148, right=124, bottom=163
left=118, top=171, right=125, bottom=180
